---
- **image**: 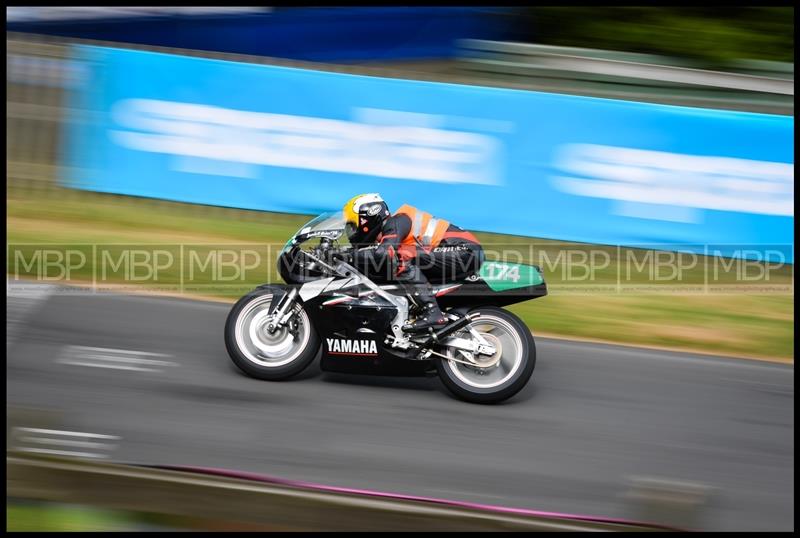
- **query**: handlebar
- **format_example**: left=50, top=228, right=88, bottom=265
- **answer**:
left=278, top=236, right=354, bottom=284
left=310, top=237, right=352, bottom=264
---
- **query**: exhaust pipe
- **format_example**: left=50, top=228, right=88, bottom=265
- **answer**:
left=416, top=312, right=480, bottom=346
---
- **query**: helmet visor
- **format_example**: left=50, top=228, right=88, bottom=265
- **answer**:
left=344, top=221, right=359, bottom=243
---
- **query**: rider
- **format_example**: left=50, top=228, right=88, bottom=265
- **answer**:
left=342, top=193, right=484, bottom=332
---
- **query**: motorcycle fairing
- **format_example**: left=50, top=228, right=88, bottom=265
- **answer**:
left=302, top=286, right=433, bottom=376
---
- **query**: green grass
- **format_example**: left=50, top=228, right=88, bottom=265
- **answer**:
left=5, top=500, right=219, bottom=531
left=6, top=502, right=133, bottom=531
left=7, top=187, right=794, bottom=361
left=5, top=499, right=319, bottom=531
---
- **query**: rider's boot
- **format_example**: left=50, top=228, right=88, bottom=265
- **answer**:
left=404, top=288, right=448, bottom=333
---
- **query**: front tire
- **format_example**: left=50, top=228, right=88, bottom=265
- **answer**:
left=436, top=307, right=535, bottom=404
left=225, top=287, right=320, bottom=380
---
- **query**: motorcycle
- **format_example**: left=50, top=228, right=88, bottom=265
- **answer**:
left=224, top=212, right=547, bottom=403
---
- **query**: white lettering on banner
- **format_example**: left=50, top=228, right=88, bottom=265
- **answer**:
left=551, top=144, right=794, bottom=221
left=109, top=99, right=503, bottom=185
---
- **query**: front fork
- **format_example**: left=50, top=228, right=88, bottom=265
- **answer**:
left=266, top=288, right=299, bottom=334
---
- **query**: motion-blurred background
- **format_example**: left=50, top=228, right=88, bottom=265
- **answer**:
left=6, top=6, right=794, bottom=532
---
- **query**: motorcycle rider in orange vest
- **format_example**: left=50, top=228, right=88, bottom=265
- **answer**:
left=343, top=193, right=484, bottom=332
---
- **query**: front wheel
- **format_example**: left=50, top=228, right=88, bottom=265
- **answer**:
left=436, top=307, right=535, bottom=404
left=225, top=287, right=320, bottom=380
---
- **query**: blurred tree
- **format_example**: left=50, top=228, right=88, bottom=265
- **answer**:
left=508, top=7, right=794, bottom=67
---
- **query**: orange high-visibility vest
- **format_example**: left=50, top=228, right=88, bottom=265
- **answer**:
left=393, top=204, right=451, bottom=250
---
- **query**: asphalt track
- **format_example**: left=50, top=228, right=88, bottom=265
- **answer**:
left=6, top=282, right=794, bottom=531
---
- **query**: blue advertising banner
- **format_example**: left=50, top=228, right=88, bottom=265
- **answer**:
left=63, top=45, right=794, bottom=262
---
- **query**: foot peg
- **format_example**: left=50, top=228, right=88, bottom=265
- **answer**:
left=403, top=304, right=448, bottom=333
left=402, top=315, right=447, bottom=333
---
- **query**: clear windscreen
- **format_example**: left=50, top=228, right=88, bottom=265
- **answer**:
left=296, top=212, right=345, bottom=236
left=282, top=212, right=346, bottom=253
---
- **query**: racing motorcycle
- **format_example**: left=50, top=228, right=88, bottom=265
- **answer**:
left=224, top=213, right=547, bottom=403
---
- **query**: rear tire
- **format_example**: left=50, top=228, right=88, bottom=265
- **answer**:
left=436, top=307, right=535, bottom=404
left=225, top=287, right=320, bottom=380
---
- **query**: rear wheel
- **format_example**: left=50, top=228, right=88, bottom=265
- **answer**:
left=225, top=287, right=320, bottom=380
left=436, top=307, right=535, bottom=404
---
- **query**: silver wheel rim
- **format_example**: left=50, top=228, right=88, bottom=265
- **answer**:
left=234, top=294, right=311, bottom=368
left=445, top=315, right=523, bottom=389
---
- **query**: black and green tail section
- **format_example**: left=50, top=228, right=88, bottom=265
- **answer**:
left=434, top=261, right=547, bottom=309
